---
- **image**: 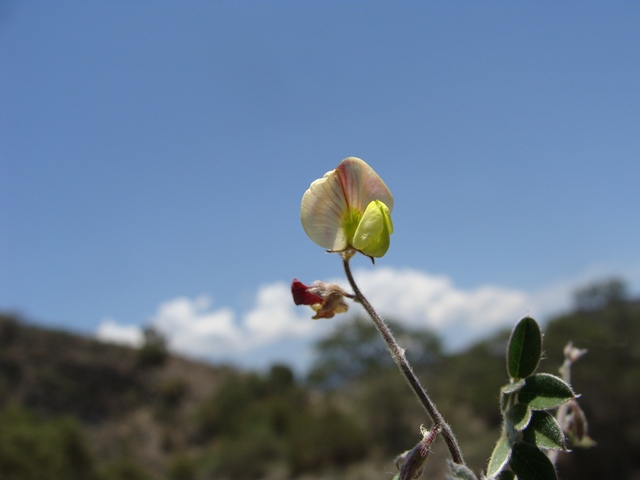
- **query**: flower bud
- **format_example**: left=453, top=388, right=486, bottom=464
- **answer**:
left=396, top=425, right=439, bottom=480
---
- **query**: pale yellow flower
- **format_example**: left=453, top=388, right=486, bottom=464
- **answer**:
left=300, top=157, right=394, bottom=258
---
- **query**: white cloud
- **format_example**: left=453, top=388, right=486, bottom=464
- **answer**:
left=95, top=265, right=635, bottom=366
left=151, top=295, right=242, bottom=356
left=349, top=267, right=532, bottom=349
left=95, top=283, right=321, bottom=363
left=96, top=318, right=144, bottom=347
left=243, top=283, right=317, bottom=344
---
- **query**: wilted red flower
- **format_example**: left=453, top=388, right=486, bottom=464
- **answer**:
left=291, top=278, right=350, bottom=319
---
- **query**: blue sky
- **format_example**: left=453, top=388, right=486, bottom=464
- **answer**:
left=2, top=2, right=639, bottom=369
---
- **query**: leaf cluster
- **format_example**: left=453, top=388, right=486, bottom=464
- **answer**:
left=542, top=297, right=640, bottom=478
left=483, top=317, right=575, bottom=480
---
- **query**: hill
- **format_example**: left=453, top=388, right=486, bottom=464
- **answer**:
left=1, top=281, right=639, bottom=479
left=0, top=313, right=234, bottom=479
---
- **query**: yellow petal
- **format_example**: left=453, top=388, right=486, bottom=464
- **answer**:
left=352, top=200, right=393, bottom=258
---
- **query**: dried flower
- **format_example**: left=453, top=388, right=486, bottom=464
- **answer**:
left=291, top=278, right=351, bottom=319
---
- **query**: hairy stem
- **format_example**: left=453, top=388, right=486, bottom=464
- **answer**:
left=549, top=342, right=587, bottom=464
left=342, top=257, right=465, bottom=466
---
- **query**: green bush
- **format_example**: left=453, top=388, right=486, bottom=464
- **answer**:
left=99, top=457, right=154, bottom=480
left=168, top=453, right=196, bottom=480
left=0, top=407, right=96, bottom=480
left=204, top=430, right=279, bottom=480
left=287, top=403, right=367, bottom=474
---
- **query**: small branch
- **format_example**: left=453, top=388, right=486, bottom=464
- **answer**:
left=549, top=342, right=588, bottom=465
left=342, top=257, right=465, bottom=466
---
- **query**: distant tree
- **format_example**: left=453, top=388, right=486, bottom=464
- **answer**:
left=194, top=364, right=367, bottom=477
left=0, top=407, right=96, bottom=480
left=307, top=316, right=442, bottom=389
left=167, top=453, right=196, bottom=480
left=0, top=313, right=21, bottom=346
left=286, top=402, right=367, bottom=474
left=137, top=326, right=168, bottom=367
left=573, top=278, right=628, bottom=311
left=100, top=457, right=153, bottom=480
left=266, top=364, right=295, bottom=391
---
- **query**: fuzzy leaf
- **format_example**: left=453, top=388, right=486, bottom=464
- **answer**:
left=447, top=461, right=478, bottom=480
left=487, top=434, right=511, bottom=478
left=501, top=379, right=526, bottom=395
left=518, top=373, right=576, bottom=410
left=507, top=316, right=542, bottom=379
left=507, top=403, right=532, bottom=431
left=522, top=411, right=566, bottom=450
left=509, top=442, right=558, bottom=480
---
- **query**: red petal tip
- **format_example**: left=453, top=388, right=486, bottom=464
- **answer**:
left=291, top=279, right=323, bottom=306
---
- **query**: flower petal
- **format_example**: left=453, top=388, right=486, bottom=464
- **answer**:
left=335, top=157, right=394, bottom=214
left=352, top=200, right=394, bottom=258
left=291, top=279, right=324, bottom=306
left=311, top=292, right=349, bottom=319
left=300, top=169, right=350, bottom=251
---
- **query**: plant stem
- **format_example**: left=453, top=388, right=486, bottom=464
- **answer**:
left=342, top=257, right=465, bottom=466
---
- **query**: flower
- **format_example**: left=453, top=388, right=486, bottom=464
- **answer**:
left=291, top=278, right=350, bottom=319
left=300, top=157, right=394, bottom=259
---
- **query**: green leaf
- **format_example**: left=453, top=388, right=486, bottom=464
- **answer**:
left=522, top=411, right=566, bottom=450
left=509, top=442, right=558, bottom=480
left=487, top=434, right=512, bottom=478
left=501, top=379, right=526, bottom=395
left=507, top=316, right=542, bottom=379
left=518, top=373, right=575, bottom=410
left=446, top=461, right=478, bottom=480
left=507, top=403, right=532, bottom=431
